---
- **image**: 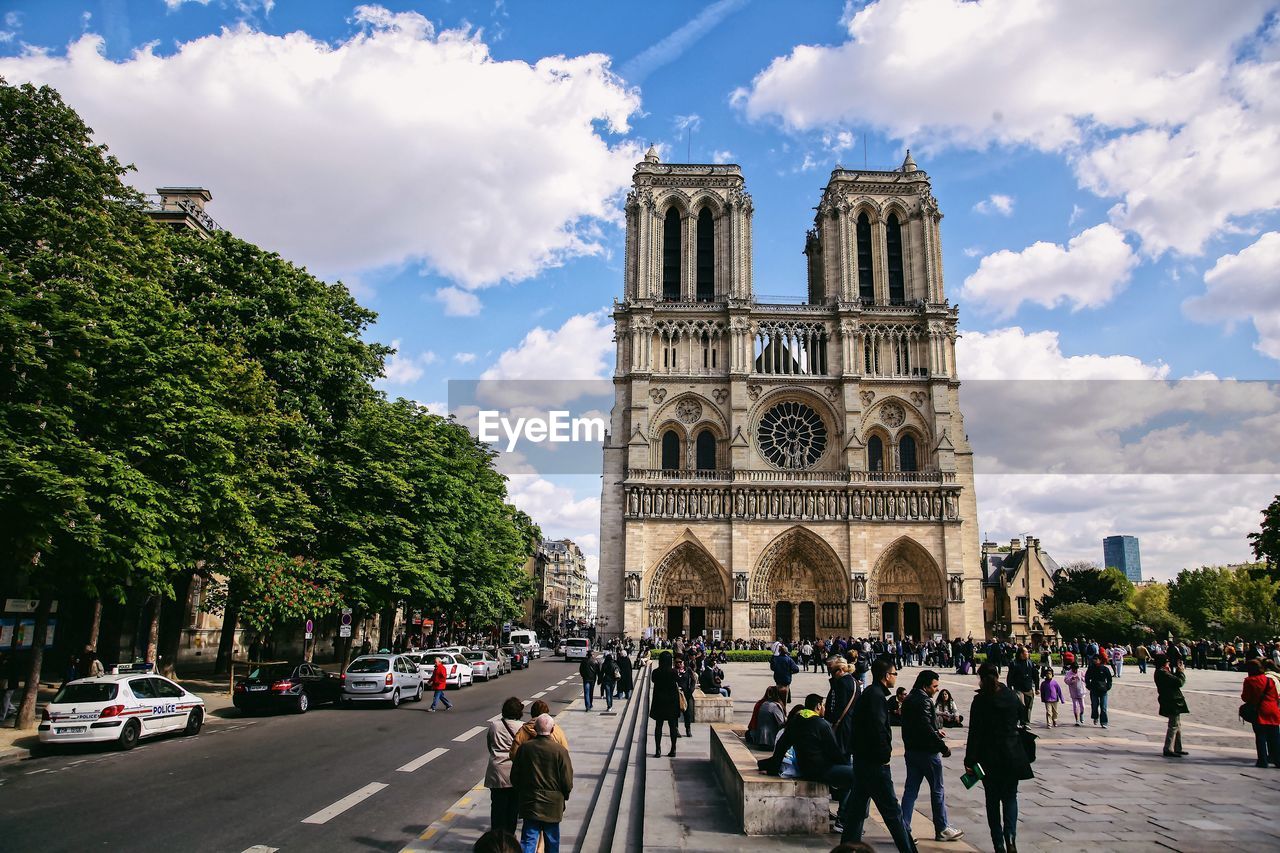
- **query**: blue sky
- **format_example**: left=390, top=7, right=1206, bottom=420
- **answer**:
left=4, top=0, right=1279, bottom=579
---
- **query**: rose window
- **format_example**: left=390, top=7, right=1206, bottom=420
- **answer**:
left=757, top=401, right=827, bottom=469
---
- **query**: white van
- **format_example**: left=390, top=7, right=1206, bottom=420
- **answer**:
left=509, top=630, right=541, bottom=659
left=564, top=638, right=589, bottom=661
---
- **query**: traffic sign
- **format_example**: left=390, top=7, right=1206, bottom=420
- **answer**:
left=305, top=632, right=313, bottom=640
left=339, top=625, right=352, bottom=638
left=305, top=618, right=314, bottom=634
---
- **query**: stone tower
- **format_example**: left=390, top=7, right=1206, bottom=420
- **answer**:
left=597, top=148, right=982, bottom=644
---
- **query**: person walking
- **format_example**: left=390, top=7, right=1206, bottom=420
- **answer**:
left=1005, top=647, right=1037, bottom=727
left=578, top=653, right=600, bottom=712
left=1240, top=659, right=1279, bottom=768
left=615, top=651, right=634, bottom=700
left=1063, top=662, right=1086, bottom=725
left=674, top=655, right=695, bottom=737
left=510, top=713, right=573, bottom=853
left=428, top=656, right=454, bottom=711
left=1084, top=653, right=1113, bottom=728
left=486, top=697, right=525, bottom=834
left=0, top=650, right=17, bottom=724
left=771, top=646, right=800, bottom=707
left=649, top=651, right=681, bottom=757
left=1154, top=654, right=1189, bottom=758
left=965, top=662, right=1033, bottom=853
left=1136, top=643, right=1151, bottom=675
left=1039, top=669, right=1063, bottom=728
left=598, top=652, right=618, bottom=712
left=900, top=669, right=965, bottom=844
left=843, top=656, right=918, bottom=852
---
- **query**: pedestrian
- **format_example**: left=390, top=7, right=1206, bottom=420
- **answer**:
left=486, top=697, right=525, bottom=834
left=1240, top=659, right=1279, bottom=768
left=1084, top=653, right=1113, bottom=728
left=510, top=713, right=573, bottom=853
left=1063, top=662, right=1086, bottom=725
left=1110, top=643, right=1126, bottom=678
left=578, top=653, right=599, bottom=712
left=824, top=656, right=860, bottom=761
left=843, top=656, right=918, bottom=852
left=673, top=654, right=695, bottom=737
left=900, top=669, right=965, bottom=843
left=615, top=651, right=634, bottom=700
left=649, top=651, right=681, bottom=758
left=428, top=656, right=454, bottom=711
left=1153, top=654, right=1189, bottom=758
left=0, top=650, right=16, bottom=723
left=771, top=646, right=800, bottom=707
left=1038, top=668, right=1063, bottom=728
left=965, top=661, right=1033, bottom=853
left=758, top=693, right=856, bottom=837
left=1136, top=643, right=1151, bottom=675
left=1005, top=647, right=1037, bottom=727
left=510, top=700, right=570, bottom=759
left=598, top=652, right=618, bottom=712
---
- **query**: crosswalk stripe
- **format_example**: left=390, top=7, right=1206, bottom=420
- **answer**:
left=397, top=746, right=449, bottom=773
left=452, top=725, right=485, bottom=742
left=300, top=782, right=388, bottom=825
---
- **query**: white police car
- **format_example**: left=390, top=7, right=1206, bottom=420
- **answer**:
left=39, top=672, right=206, bottom=750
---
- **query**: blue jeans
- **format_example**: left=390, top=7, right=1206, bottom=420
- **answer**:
left=1138, top=659, right=1147, bottom=674
left=582, top=680, right=594, bottom=710
left=600, top=681, right=614, bottom=710
left=520, top=817, right=560, bottom=853
left=819, top=760, right=854, bottom=818
left=982, top=776, right=1019, bottom=851
left=901, top=750, right=948, bottom=835
left=1090, top=691, right=1108, bottom=725
left=430, top=689, right=452, bottom=710
left=844, top=760, right=917, bottom=852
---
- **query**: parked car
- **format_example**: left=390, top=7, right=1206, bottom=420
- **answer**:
left=483, top=646, right=511, bottom=675
left=462, top=650, right=501, bottom=681
left=502, top=645, right=529, bottom=670
left=555, top=640, right=566, bottom=656
left=340, top=654, right=423, bottom=706
left=39, top=674, right=205, bottom=750
left=508, top=631, right=541, bottom=659
left=564, top=638, right=590, bottom=661
left=419, top=651, right=474, bottom=688
left=233, top=662, right=342, bottom=714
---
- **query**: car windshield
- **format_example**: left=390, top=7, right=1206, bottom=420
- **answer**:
left=248, top=664, right=293, bottom=681
left=567, top=640, right=588, bottom=647
left=53, top=683, right=118, bottom=704
left=463, top=652, right=485, bottom=661
left=347, top=658, right=390, bottom=673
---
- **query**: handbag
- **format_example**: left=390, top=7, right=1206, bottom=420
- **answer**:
left=1240, top=678, right=1274, bottom=724
left=678, top=690, right=688, bottom=713
left=1018, top=724, right=1038, bottom=764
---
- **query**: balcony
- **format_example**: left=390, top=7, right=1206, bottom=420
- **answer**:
left=626, top=468, right=954, bottom=484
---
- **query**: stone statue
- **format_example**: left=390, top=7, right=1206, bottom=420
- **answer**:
left=625, top=572, right=640, bottom=600
left=734, top=573, right=748, bottom=601
left=949, top=574, right=962, bottom=601
left=852, top=573, right=867, bottom=601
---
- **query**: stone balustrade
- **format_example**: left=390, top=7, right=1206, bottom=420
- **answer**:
left=623, top=483, right=960, bottom=522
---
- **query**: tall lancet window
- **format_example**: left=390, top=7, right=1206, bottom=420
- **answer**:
left=886, top=212, right=905, bottom=304
left=696, top=208, right=715, bottom=301
left=662, top=208, right=682, bottom=301
left=661, top=430, right=681, bottom=470
left=856, top=211, right=874, bottom=303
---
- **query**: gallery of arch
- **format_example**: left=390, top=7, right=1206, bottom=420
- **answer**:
left=598, top=148, right=983, bottom=642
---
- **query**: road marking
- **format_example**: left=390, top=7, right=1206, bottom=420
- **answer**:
left=453, top=725, right=485, bottom=742
left=532, top=691, right=547, bottom=697
left=25, top=768, right=49, bottom=776
left=397, top=746, right=448, bottom=773
left=241, top=847, right=279, bottom=853
left=300, top=782, right=388, bottom=825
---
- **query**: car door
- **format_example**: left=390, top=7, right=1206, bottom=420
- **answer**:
left=150, top=677, right=188, bottom=731
left=295, top=664, right=316, bottom=700
left=400, top=656, right=421, bottom=690
left=127, top=677, right=162, bottom=733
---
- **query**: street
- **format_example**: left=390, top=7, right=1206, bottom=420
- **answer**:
left=0, top=657, right=583, bottom=853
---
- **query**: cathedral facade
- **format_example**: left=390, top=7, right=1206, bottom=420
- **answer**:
left=597, top=148, right=982, bottom=644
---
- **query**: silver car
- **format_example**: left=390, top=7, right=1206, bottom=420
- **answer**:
left=462, top=650, right=500, bottom=681
left=484, top=647, right=511, bottom=675
left=341, top=655, right=424, bottom=706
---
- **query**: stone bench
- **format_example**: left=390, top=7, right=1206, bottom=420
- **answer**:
left=709, top=724, right=830, bottom=835
left=693, top=692, right=734, bottom=723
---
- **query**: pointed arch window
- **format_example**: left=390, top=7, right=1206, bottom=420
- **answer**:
left=856, top=211, right=874, bottom=303
left=695, top=430, right=717, bottom=470
left=886, top=212, right=905, bottom=304
left=899, top=434, right=918, bottom=472
left=696, top=208, right=714, bottom=302
left=661, top=429, right=681, bottom=470
left=868, top=435, right=884, bottom=472
left=663, top=208, right=682, bottom=301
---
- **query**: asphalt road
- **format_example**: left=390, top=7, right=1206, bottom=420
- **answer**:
left=0, top=654, right=585, bottom=853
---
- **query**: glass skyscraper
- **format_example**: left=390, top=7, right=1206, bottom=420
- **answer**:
left=1103, top=535, right=1142, bottom=582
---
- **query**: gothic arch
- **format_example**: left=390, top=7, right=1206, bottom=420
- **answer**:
left=649, top=392, right=726, bottom=439
left=657, top=190, right=691, bottom=218
left=646, top=536, right=730, bottom=638
left=850, top=197, right=883, bottom=223
left=689, top=190, right=725, bottom=218
left=868, top=536, right=947, bottom=639
left=750, top=526, right=849, bottom=641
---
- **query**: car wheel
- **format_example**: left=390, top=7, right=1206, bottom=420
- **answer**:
left=413, top=683, right=423, bottom=702
left=118, top=719, right=141, bottom=750
left=184, top=707, right=204, bottom=735
left=295, top=692, right=309, bottom=714
left=390, top=688, right=400, bottom=708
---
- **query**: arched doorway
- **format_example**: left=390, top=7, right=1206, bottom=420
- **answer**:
left=869, top=538, right=946, bottom=641
left=750, top=527, right=848, bottom=642
left=646, top=540, right=729, bottom=641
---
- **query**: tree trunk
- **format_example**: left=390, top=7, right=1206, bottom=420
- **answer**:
left=143, top=596, right=161, bottom=665
left=16, top=598, right=52, bottom=730
left=157, top=572, right=193, bottom=679
left=87, top=599, right=103, bottom=650
left=378, top=605, right=395, bottom=650
left=214, top=585, right=241, bottom=674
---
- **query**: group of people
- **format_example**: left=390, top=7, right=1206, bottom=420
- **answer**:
left=575, top=647, right=636, bottom=712
left=481, top=697, right=575, bottom=853
left=647, top=651, right=734, bottom=755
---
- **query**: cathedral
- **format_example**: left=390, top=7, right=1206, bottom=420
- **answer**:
left=597, top=148, right=983, bottom=644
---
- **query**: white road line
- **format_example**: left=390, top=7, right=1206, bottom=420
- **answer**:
left=241, top=846, right=279, bottom=853
left=397, top=746, right=449, bottom=773
left=453, top=725, right=485, bottom=742
left=300, top=782, right=388, bottom=825
left=532, top=691, right=547, bottom=698
left=25, top=768, right=50, bottom=776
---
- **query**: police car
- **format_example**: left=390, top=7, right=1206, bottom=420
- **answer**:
left=39, top=670, right=205, bottom=750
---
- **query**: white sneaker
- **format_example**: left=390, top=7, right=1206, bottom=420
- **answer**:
left=937, top=827, right=965, bottom=842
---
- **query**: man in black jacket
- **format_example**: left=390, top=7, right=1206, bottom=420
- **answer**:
left=1005, top=647, right=1037, bottom=726
left=843, top=656, right=918, bottom=852
left=759, top=693, right=854, bottom=821
left=901, top=670, right=965, bottom=843
left=1084, top=653, right=1114, bottom=728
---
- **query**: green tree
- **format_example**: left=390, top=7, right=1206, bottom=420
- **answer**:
left=1167, top=566, right=1236, bottom=635
left=1039, top=566, right=1134, bottom=615
left=1248, top=494, right=1280, bottom=571
left=1044, top=601, right=1136, bottom=644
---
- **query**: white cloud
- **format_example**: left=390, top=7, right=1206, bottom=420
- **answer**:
left=1186, top=231, right=1280, bottom=359
left=823, top=129, right=855, bottom=155
left=961, top=224, right=1138, bottom=318
left=962, top=246, right=982, bottom=258
left=481, top=311, right=614, bottom=381
left=956, top=326, right=1168, bottom=381
left=618, top=0, right=748, bottom=83
left=381, top=339, right=438, bottom=384
left=454, top=352, right=477, bottom=364
left=435, top=286, right=482, bottom=317
left=673, top=113, right=701, bottom=132
left=505, top=474, right=602, bottom=576
left=972, top=193, right=1014, bottom=216
left=711, top=149, right=735, bottom=164
left=0, top=7, right=641, bottom=285
left=414, top=399, right=448, bottom=416
left=1068, top=204, right=1084, bottom=226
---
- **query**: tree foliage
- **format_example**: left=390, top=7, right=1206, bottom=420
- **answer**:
left=1038, top=566, right=1133, bottom=615
left=1249, top=494, right=1280, bottom=570
left=1167, top=564, right=1279, bottom=637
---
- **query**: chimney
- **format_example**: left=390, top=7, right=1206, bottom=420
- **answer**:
left=1010, top=538, right=1021, bottom=551
left=1028, top=538, right=1039, bottom=552
left=982, top=540, right=997, bottom=552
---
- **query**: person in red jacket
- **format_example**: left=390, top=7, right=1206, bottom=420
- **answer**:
left=429, top=657, right=454, bottom=712
left=1241, top=659, right=1280, bottom=768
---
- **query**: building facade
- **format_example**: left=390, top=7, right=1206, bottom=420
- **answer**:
left=542, top=539, right=587, bottom=626
left=981, top=538, right=1059, bottom=643
left=598, top=149, right=983, bottom=643
left=1103, top=535, right=1143, bottom=582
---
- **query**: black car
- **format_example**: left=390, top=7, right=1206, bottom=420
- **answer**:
left=233, top=662, right=342, bottom=714
left=501, top=645, right=529, bottom=670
